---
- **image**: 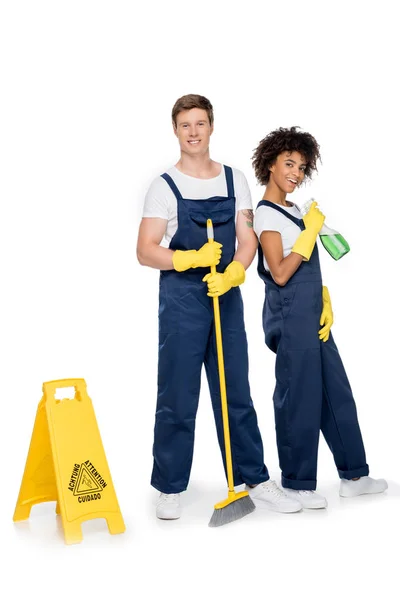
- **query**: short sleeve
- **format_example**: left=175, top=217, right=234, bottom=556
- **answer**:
left=232, top=169, right=253, bottom=212
left=142, top=177, right=171, bottom=220
left=254, top=206, right=288, bottom=240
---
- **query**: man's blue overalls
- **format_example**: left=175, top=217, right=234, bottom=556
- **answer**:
left=151, top=167, right=269, bottom=494
left=256, top=200, right=369, bottom=490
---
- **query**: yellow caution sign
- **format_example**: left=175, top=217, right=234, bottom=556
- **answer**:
left=13, top=379, right=125, bottom=544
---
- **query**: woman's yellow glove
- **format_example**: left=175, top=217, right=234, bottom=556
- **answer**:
left=172, top=241, right=222, bottom=272
left=319, top=285, right=334, bottom=342
left=202, top=261, right=245, bottom=297
left=292, top=201, right=325, bottom=261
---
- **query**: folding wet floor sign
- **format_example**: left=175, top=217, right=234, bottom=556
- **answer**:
left=13, top=378, right=125, bottom=544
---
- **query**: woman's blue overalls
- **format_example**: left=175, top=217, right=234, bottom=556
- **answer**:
left=151, top=167, right=269, bottom=494
left=257, top=200, right=369, bottom=490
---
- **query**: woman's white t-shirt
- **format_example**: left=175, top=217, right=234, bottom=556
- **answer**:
left=254, top=202, right=302, bottom=272
left=143, top=165, right=252, bottom=246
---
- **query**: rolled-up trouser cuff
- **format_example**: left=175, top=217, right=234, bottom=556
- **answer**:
left=151, top=481, right=188, bottom=494
left=338, top=464, right=369, bottom=480
left=282, top=476, right=316, bottom=491
left=244, top=475, right=270, bottom=487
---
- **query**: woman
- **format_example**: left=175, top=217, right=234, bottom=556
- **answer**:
left=252, top=126, right=387, bottom=508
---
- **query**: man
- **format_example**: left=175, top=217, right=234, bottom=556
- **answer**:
left=137, top=94, right=302, bottom=519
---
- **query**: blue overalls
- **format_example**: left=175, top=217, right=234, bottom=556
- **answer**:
left=151, top=167, right=269, bottom=494
left=256, top=200, right=369, bottom=490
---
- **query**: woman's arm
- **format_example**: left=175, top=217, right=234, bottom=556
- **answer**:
left=260, top=230, right=303, bottom=286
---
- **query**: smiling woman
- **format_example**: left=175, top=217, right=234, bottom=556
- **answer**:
left=251, top=126, right=387, bottom=508
left=252, top=126, right=320, bottom=186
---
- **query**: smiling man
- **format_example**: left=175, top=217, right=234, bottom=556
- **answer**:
left=137, top=94, right=302, bottom=520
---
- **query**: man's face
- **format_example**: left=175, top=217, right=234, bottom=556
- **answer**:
left=174, top=108, right=213, bottom=156
left=270, top=151, right=307, bottom=193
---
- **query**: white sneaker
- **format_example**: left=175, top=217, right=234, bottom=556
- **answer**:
left=245, top=480, right=302, bottom=513
left=156, top=493, right=181, bottom=519
left=283, top=488, right=327, bottom=509
left=339, top=476, right=388, bottom=498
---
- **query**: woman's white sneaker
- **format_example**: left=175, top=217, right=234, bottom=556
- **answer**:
left=283, top=488, right=327, bottom=509
left=339, top=476, right=388, bottom=498
left=156, top=493, right=181, bottom=519
left=245, top=480, right=302, bottom=513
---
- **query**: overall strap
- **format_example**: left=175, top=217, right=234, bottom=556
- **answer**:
left=224, top=165, right=235, bottom=198
left=161, top=173, right=183, bottom=201
left=256, top=199, right=304, bottom=230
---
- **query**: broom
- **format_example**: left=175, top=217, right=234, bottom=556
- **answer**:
left=207, top=219, right=255, bottom=527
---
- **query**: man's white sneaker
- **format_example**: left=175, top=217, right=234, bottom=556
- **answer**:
left=156, top=493, right=181, bottom=519
left=339, top=476, right=388, bottom=498
left=245, top=480, right=302, bottom=513
left=283, top=488, right=327, bottom=509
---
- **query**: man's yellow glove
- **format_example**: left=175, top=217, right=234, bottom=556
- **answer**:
left=292, top=201, right=325, bottom=261
left=319, top=285, right=334, bottom=342
left=202, top=260, right=245, bottom=297
left=172, top=241, right=222, bottom=272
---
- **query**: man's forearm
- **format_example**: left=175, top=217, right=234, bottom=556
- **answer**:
left=233, top=240, right=258, bottom=270
left=137, top=243, right=174, bottom=270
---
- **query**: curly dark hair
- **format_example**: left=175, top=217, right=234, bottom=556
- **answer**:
left=252, top=126, right=321, bottom=185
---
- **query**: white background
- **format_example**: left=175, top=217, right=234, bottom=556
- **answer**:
left=1, top=1, right=399, bottom=598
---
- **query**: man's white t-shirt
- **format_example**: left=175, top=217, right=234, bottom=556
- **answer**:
left=143, top=165, right=252, bottom=246
left=254, top=203, right=302, bottom=272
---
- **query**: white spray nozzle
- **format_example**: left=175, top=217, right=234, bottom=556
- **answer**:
left=301, top=198, right=316, bottom=216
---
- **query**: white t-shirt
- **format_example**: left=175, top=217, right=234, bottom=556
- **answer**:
left=254, top=202, right=302, bottom=272
left=142, top=165, right=252, bottom=246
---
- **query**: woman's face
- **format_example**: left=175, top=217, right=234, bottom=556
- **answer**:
left=269, top=151, right=307, bottom=193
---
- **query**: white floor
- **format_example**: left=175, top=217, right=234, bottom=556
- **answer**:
left=5, top=474, right=399, bottom=600
left=2, top=2, right=399, bottom=598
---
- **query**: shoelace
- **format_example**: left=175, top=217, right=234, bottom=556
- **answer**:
left=261, top=481, right=285, bottom=497
left=159, top=494, right=179, bottom=504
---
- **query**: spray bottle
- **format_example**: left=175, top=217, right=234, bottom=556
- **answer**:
left=301, top=198, right=350, bottom=261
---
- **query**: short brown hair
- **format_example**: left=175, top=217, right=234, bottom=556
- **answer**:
left=172, top=94, right=214, bottom=127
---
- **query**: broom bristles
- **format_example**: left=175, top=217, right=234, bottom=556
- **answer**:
left=208, top=495, right=255, bottom=527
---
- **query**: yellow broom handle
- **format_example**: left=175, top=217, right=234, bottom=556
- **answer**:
left=207, top=219, right=235, bottom=494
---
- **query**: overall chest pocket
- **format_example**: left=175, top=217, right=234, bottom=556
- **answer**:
left=189, top=207, right=233, bottom=227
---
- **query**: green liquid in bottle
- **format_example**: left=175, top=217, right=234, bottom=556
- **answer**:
left=319, top=233, right=350, bottom=261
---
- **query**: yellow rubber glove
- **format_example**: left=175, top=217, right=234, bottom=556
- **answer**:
left=172, top=241, right=222, bottom=272
left=202, top=260, right=245, bottom=297
left=319, top=286, right=334, bottom=342
left=292, top=201, right=325, bottom=261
